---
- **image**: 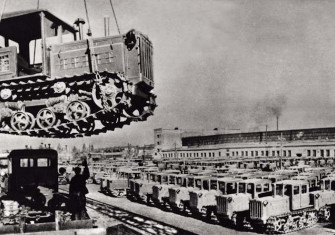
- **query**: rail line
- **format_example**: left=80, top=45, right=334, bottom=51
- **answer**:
left=59, top=188, right=196, bottom=235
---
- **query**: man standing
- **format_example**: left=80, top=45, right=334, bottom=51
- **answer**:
left=69, top=159, right=90, bottom=220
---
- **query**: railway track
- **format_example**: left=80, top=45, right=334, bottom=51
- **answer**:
left=59, top=188, right=196, bottom=235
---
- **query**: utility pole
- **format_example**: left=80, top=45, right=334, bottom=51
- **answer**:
left=280, top=132, right=283, bottom=170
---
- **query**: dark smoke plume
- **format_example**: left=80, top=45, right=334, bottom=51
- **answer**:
left=248, top=94, right=287, bottom=131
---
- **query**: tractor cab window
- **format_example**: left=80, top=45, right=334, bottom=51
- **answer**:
left=20, top=158, right=29, bottom=167
left=37, top=158, right=49, bottom=167
left=157, top=175, right=162, bottom=183
left=219, top=182, right=225, bottom=194
left=264, top=183, right=270, bottom=191
left=276, top=184, right=283, bottom=196
left=284, top=185, right=292, bottom=196
left=256, top=184, right=262, bottom=193
left=302, top=185, right=307, bottom=194
left=227, top=182, right=237, bottom=194
left=203, top=180, right=209, bottom=190
left=293, top=185, right=299, bottom=195
left=169, top=176, right=175, bottom=184
left=239, top=183, right=246, bottom=193
left=331, top=181, right=335, bottom=191
left=188, top=178, right=194, bottom=187
left=162, top=175, right=168, bottom=184
left=150, top=174, right=156, bottom=182
left=247, top=183, right=254, bottom=194
left=210, top=180, right=217, bottom=190
left=20, top=158, right=33, bottom=167
left=195, top=179, right=202, bottom=189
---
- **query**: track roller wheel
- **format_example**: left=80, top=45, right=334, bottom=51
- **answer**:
left=66, top=101, right=90, bottom=121
left=10, top=111, right=33, bottom=131
left=37, top=108, right=57, bottom=129
left=26, top=112, right=36, bottom=129
left=76, top=120, right=95, bottom=133
left=100, top=113, right=120, bottom=128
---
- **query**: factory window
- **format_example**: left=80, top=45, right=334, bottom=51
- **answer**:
left=241, top=151, right=244, bottom=157
left=157, top=134, right=161, bottom=138
left=307, top=150, right=311, bottom=156
left=245, top=151, right=248, bottom=157
left=204, top=153, right=207, bottom=157
left=327, top=149, right=330, bottom=157
left=272, top=151, right=275, bottom=156
left=213, top=152, right=215, bottom=157
left=313, top=150, right=316, bottom=157
left=283, top=151, right=286, bottom=157
left=277, top=151, right=280, bottom=156
left=219, top=152, right=221, bottom=157
left=156, top=141, right=160, bottom=145
left=251, top=151, right=254, bottom=157
left=232, top=152, right=234, bottom=157
left=255, top=151, right=258, bottom=157
left=209, top=153, right=212, bottom=157
left=321, top=150, right=324, bottom=157
left=288, top=150, right=291, bottom=157
left=201, top=153, right=203, bottom=157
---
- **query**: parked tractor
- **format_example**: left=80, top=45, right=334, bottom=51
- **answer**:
left=249, top=179, right=335, bottom=233
left=216, top=178, right=273, bottom=228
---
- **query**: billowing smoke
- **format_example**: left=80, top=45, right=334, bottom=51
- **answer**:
left=248, top=95, right=287, bottom=131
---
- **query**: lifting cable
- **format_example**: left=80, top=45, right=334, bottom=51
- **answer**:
left=83, top=0, right=92, bottom=36
left=33, top=0, right=40, bottom=65
left=0, top=0, right=7, bottom=24
left=109, top=0, right=121, bottom=34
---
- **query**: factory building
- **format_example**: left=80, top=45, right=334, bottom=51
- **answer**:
left=158, top=127, right=335, bottom=159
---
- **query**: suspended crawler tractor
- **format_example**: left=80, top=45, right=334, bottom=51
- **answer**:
left=0, top=9, right=155, bottom=138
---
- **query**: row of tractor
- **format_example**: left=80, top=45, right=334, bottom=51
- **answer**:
left=123, top=164, right=335, bottom=234
left=58, top=160, right=158, bottom=185
left=161, top=155, right=335, bottom=173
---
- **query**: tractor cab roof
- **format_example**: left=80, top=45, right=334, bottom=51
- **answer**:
left=0, top=9, right=76, bottom=43
left=240, top=178, right=272, bottom=184
left=218, top=177, right=243, bottom=183
left=275, top=179, right=309, bottom=186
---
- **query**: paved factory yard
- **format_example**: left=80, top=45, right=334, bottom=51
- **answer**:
left=60, top=184, right=335, bottom=235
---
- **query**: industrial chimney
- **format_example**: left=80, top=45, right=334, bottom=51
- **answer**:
left=276, top=116, right=279, bottom=131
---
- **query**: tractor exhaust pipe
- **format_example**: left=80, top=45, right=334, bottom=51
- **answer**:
left=104, top=16, right=110, bottom=36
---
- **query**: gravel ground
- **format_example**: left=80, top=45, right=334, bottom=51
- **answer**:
left=60, top=184, right=335, bottom=235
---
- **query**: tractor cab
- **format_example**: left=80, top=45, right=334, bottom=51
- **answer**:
left=217, top=177, right=242, bottom=195
left=273, top=180, right=310, bottom=210
left=0, top=9, right=76, bottom=79
left=216, top=178, right=272, bottom=226
left=320, top=177, right=335, bottom=191
left=292, top=175, right=318, bottom=190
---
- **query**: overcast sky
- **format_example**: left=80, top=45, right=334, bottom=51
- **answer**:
left=1, top=0, right=335, bottom=150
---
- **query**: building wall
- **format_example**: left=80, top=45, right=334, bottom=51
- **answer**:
left=154, top=128, right=182, bottom=158
left=161, top=141, right=335, bottom=160
left=182, top=127, right=335, bottom=147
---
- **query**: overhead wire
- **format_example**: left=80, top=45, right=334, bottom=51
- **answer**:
left=108, top=0, right=120, bottom=34
left=0, top=0, right=7, bottom=24
left=33, top=0, right=40, bottom=65
left=83, top=0, right=92, bottom=36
